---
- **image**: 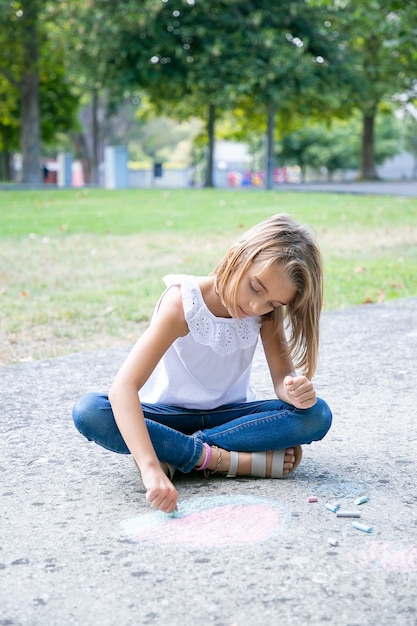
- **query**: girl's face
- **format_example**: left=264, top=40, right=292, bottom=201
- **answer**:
left=231, top=262, right=296, bottom=319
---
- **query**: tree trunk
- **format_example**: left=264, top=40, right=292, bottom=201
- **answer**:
left=0, top=151, right=7, bottom=181
left=266, top=102, right=275, bottom=190
left=358, top=110, right=379, bottom=180
left=20, top=1, right=41, bottom=184
left=0, top=126, right=13, bottom=180
left=92, top=88, right=100, bottom=185
left=204, top=103, right=215, bottom=188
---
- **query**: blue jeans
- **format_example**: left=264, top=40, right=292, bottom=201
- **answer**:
left=72, top=393, right=332, bottom=474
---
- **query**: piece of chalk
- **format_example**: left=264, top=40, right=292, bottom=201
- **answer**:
left=355, top=496, right=368, bottom=505
left=336, top=510, right=361, bottom=518
left=325, top=503, right=340, bottom=513
left=307, top=496, right=318, bottom=503
left=352, top=522, right=372, bottom=533
left=328, top=537, right=339, bottom=547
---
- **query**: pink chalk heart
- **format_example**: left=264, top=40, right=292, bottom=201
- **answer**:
left=121, top=495, right=288, bottom=547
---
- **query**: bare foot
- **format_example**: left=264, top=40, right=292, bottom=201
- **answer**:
left=160, top=461, right=175, bottom=480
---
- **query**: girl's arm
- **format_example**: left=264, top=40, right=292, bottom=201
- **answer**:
left=108, top=286, right=188, bottom=513
left=260, top=318, right=317, bottom=409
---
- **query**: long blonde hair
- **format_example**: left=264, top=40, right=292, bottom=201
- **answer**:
left=213, top=214, right=323, bottom=378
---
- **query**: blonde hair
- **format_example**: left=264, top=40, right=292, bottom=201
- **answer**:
left=213, top=214, right=323, bottom=378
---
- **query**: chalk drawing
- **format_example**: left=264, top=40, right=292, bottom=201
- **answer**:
left=349, top=541, right=417, bottom=572
left=121, top=495, right=289, bottom=547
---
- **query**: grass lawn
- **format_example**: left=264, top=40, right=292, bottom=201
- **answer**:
left=1, top=187, right=416, bottom=364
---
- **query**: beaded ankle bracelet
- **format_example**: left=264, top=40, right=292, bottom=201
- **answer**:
left=195, top=442, right=212, bottom=471
left=204, top=446, right=222, bottom=477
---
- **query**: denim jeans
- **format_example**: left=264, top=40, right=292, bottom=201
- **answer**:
left=72, top=393, right=332, bottom=474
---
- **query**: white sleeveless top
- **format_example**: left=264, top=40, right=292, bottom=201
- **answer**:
left=139, top=274, right=261, bottom=409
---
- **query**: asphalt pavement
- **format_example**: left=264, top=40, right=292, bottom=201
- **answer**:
left=1, top=179, right=417, bottom=196
left=1, top=295, right=417, bottom=626
left=1, top=170, right=417, bottom=626
left=279, top=180, right=417, bottom=196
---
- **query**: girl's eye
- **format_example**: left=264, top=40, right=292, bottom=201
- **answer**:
left=249, top=281, right=259, bottom=293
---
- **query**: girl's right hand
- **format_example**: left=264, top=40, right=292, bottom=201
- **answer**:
left=142, top=465, right=179, bottom=514
left=284, top=374, right=317, bottom=409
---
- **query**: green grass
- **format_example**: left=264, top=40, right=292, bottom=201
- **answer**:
left=1, top=187, right=416, bottom=364
left=2, top=187, right=416, bottom=235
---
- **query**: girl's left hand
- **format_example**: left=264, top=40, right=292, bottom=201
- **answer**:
left=284, top=375, right=317, bottom=409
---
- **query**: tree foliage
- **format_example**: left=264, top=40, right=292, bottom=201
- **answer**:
left=2, top=0, right=417, bottom=184
left=278, top=110, right=401, bottom=180
left=94, top=0, right=356, bottom=186
left=310, top=0, right=417, bottom=179
left=0, top=0, right=79, bottom=182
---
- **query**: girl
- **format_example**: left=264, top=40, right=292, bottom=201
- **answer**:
left=72, top=214, right=332, bottom=514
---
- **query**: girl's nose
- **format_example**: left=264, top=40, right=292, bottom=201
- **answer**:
left=250, top=301, right=266, bottom=316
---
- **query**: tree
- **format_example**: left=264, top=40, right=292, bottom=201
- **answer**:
left=230, top=1, right=354, bottom=188
left=0, top=0, right=42, bottom=182
left=278, top=110, right=401, bottom=180
left=0, top=0, right=79, bottom=182
left=49, top=0, right=125, bottom=183
left=0, top=73, right=19, bottom=180
left=97, top=0, right=354, bottom=188
left=101, top=0, right=239, bottom=186
left=278, top=126, right=337, bottom=182
left=151, top=1, right=357, bottom=188
left=311, top=0, right=417, bottom=180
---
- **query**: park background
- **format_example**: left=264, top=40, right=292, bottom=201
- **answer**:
left=1, top=0, right=417, bottom=188
left=1, top=5, right=417, bottom=626
left=1, top=1, right=417, bottom=365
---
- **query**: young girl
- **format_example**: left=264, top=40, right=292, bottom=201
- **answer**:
left=72, top=214, right=332, bottom=514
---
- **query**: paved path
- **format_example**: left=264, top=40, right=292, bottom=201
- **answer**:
left=1, top=297, right=417, bottom=626
left=1, top=180, right=417, bottom=196
left=279, top=180, right=417, bottom=196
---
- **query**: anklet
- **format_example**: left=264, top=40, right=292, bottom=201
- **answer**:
left=204, top=446, right=222, bottom=477
left=195, top=442, right=212, bottom=471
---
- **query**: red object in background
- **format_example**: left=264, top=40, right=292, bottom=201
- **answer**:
left=43, top=160, right=58, bottom=184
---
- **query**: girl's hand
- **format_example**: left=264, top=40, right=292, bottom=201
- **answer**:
left=284, top=375, right=317, bottom=409
left=142, top=465, right=179, bottom=514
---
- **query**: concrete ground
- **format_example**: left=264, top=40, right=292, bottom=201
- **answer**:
left=1, top=296, right=416, bottom=626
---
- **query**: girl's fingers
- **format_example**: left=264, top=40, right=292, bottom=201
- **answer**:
left=289, top=383, right=312, bottom=397
left=146, top=487, right=178, bottom=513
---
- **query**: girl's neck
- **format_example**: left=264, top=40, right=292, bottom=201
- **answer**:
left=199, top=276, right=231, bottom=318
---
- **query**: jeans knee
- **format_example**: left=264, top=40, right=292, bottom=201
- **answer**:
left=72, top=392, right=101, bottom=438
left=314, top=398, right=332, bottom=439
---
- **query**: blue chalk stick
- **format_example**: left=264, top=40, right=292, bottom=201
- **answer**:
left=325, top=503, right=340, bottom=513
left=352, top=521, right=372, bottom=533
left=355, top=496, right=369, bottom=505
